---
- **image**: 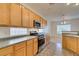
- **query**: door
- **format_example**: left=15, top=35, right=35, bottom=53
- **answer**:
left=0, top=4, right=10, bottom=26
left=10, top=4, right=22, bottom=27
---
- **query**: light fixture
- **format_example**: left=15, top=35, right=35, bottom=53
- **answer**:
left=66, top=3, right=70, bottom=5
left=61, top=14, right=67, bottom=24
left=75, top=3, right=79, bottom=6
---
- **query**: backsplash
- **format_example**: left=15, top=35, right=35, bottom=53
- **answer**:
left=0, top=27, right=10, bottom=38
left=0, top=27, right=29, bottom=38
left=10, top=27, right=29, bottom=36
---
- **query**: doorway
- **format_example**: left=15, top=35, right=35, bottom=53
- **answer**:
left=57, top=24, right=71, bottom=42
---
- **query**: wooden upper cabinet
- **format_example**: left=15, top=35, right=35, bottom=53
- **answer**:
left=22, top=6, right=30, bottom=27
left=0, top=4, right=10, bottom=26
left=29, top=11, right=34, bottom=28
left=10, top=4, right=22, bottom=27
left=42, top=19, right=47, bottom=28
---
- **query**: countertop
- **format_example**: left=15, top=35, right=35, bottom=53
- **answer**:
left=64, top=34, right=79, bottom=38
left=0, top=35, right=37, bottom=49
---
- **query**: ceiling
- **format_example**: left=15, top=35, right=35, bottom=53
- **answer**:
left=22, top=3, right=79, bottom=21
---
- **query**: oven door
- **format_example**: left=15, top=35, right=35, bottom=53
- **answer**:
left=38, top=38, right=45, bottom=47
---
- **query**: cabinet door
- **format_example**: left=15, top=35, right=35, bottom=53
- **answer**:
left=14, top=48, right=26, bottom=56
left=14, top=42, right=26, bottom=56
left=33, top=38, right=38, bottom=55
left=10, top=4, right=22, bottom=27
left=27, top=46, right=33, bottom=56
left=42, top=19, right=47, bottom=28
left=40, top=17, right=43, bottom=28
left=77, top=38, right=79, bottom=54
left=62, top=36, right=70, bottom=49
left=0, top=46, right=13, bottom=56
left=70, top=37, right=77, bottom=53
left=45, top=34, right=50, bottom=46
left=26, top=39, right=33, bottom=56
left=22, top=6, right=30, bottom=27
left=29, top=11, right=34, bottom=28
left=62, top=36, right=67, bottom=48
left=0, top=4, right=10, bottom=26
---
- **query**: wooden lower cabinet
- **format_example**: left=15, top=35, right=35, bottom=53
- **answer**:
left=0, top=46, right=13, bottom=56
left=33, top=38, right=38, bottom=55
left=0, top=38, right=38, bottom=56
left=69, top=37, right=77, bottom=53
left=77, top=38, right=79, bottom=54
left=26, top=39, right=33, bottom=56
left=14, top=48, right=26, bottom=56
left=14, top=42, right=27, bottom=56
left=27, top=46, right=33, bottom=56
left=62, top=36, right=77, bottom=54
left=45, top=34, right=50, bottom=46
left=62, top=36, right=67, bottom=48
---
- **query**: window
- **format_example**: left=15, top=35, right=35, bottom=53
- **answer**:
left=57, top=24, right=71, bottom=35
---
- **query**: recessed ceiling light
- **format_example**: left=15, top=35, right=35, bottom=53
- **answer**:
left=75, top=3, right=79, bottom=6
left=66, top=3, right=70, bottom=5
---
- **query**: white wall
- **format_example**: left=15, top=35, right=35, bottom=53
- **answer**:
left=50, top=19, right=79, bottom=42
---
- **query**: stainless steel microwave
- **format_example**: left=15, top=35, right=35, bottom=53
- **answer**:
left=33, top=20, right=41, bottom=28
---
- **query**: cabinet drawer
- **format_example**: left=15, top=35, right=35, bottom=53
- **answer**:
left=27, top=39, right=33, bottom=46
left=14, top=42, right=26, bottom=50
left=0, top=46, right=13, bottom=56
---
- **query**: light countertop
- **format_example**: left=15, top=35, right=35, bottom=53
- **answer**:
left=64, top=34, right=79, bottom=38
left=0, top=35, right=37, bottom=49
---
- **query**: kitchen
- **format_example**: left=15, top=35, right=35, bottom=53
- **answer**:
left=0, top=3, right=79, bottom=56
left=0, top=3, right=50, bottom=56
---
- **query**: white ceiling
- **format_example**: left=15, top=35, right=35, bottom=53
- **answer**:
left=22, top=3, right=79, bottom=21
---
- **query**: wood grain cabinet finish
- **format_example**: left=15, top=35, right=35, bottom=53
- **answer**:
left=0, top=38, right=38, bottom=56
left=26, top=39, right=34, bottom=56
left=77, top=38, right=79, bottom=54
left=33, top=38, right=38, bottom=55
left=62, top=36, right=67, bottom=48
left=62, top=36, right=77, bottom=53
left=70, top=37, right=77, bottom=53
left=41, top=18, right=47, bottom=28
left=14, top=42, right=27, bottom=56
left=29, top=11, right=35, bottom=28
left=0, top=46, right=13, bottom=56
left=0, top=4, right=10, bottom=26
left=45, top=34, right=50, bottom=46
left=10, top=4, right=22, bottom=27
left=22, top=6, right=30, bottom=27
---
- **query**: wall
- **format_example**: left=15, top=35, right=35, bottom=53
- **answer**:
left=50, top=19, right=79, bottom=42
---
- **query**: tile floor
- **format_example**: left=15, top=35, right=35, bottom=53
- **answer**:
left=37, top=39, right=78, bottom=56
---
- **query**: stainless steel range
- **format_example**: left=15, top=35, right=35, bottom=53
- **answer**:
left=30, top=31, right=45, bottom=51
